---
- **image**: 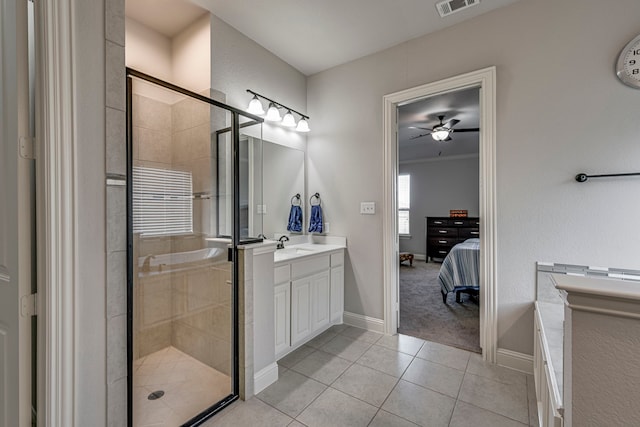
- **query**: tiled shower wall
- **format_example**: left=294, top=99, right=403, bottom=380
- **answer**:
left=105, top=0, right=127, bottom=426
left=132, top=93, right=232, bottom=375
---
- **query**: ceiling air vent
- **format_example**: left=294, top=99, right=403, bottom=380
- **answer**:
left=435, top=0, right=480, bottom=17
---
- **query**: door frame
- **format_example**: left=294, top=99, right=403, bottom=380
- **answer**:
left=382, top=67, right=498, bottom=362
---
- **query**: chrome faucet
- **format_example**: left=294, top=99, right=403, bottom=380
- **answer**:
left=141, top=254, right=155, bottom=272
left=277, top=235, right=289, bottom=249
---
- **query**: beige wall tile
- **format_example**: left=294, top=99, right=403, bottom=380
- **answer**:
left=186, top=268, right=218, bottom=311
left=172, top=98, right=192, bottom=133
left=138, top=322, right=172, bottom=358
left=106, top=107, right=126, bottom=175
left=105, top=0, right=124, bottom=46
left=137, top=127, right=172, bottom=163
left=107, top=251, right=126, bottom=318
left=107, top=314, right=127, bottom=383
left=140, top=274, right=173, bottom=326
left=107, top=186, right=126, bottom=252
left=136, top=95, right=171, bottom=132
left=138, top=236, right=172, bottom=257
left=106, top=41, right=125, bottom=111
left=107, top=377, right=127, bottom=427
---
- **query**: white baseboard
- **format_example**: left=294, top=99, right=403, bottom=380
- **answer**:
left=414, top=253, right=426, bottom=261
left=343, top=311, right=385, bottom=333
left=496, top=348, right=534, bottom=374
left=253, top=362, right=279, bottom=394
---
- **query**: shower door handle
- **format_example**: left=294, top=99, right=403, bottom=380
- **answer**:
left=228, top=248, right=233, bottom=262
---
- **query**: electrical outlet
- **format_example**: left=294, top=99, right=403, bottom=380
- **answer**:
left=257, top=204, right=267, bottom=214
left=324, top=222, right=330, bottom=233
left=360, top=202, right=375, bottom=215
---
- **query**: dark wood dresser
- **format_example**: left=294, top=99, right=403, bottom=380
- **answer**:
left=425, top=216, right=479, bottom=262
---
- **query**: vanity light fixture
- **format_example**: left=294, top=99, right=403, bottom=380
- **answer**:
left=246, top=94, right=265, bottom=115
left=282, top=110, right=296, bottom=127
left=295, top=118, right=310, bottom=133
left=246, top=89, right=311, bottom=132
left=265, top=102, right=282, bottom=122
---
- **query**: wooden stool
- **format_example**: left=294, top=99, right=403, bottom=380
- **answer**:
left=399, top=252, right=414, bottom=266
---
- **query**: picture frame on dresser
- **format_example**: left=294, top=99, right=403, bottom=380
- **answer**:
left=425, top=216, right=479, bottom=262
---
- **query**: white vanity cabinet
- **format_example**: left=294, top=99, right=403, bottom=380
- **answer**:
left=330, top=252, right=344, bottom=323
left=274, top=248, right=344, bottom=358
left=274, top=281, right=291, bottom=356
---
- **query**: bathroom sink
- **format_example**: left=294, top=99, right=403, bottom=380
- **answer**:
left=277, top=247, right=316, bottom=256
left=274, top=243, right=345, bottom=263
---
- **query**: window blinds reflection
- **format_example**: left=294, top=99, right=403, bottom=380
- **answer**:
left=132, top=166, right=193, bottom=236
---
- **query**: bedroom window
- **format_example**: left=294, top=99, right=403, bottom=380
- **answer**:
left=398, top=174, right=410, bottom=235
left=133, top=166, right=193, bottom=236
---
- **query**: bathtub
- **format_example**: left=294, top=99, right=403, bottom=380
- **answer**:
left=138, top=247, right=225, bottom=271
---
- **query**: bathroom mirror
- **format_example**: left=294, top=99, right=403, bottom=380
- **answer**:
left=260, top=141, right=305, bottom=238
left=215, top=130, right=305, bottom=240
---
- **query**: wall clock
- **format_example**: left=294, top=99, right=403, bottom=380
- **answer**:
left=616, top=33, right=640, bottom=89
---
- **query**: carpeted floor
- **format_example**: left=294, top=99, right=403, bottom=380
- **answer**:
left=398, top=260, right=480, bottom=353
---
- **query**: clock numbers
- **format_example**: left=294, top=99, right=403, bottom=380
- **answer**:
left=617, top=34, right=640, bottom=88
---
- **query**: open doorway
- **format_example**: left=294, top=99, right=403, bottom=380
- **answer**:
left=397, top=87, right=481, bottom=353
left=382, top=67, right=498, bottom=362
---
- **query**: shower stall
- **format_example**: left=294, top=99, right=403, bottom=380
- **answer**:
left=126, top=69, right=263, bottom=427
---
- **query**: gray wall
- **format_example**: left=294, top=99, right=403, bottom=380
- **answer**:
left=307, top=0, right=640, bottom=354
left=399, top=156, right=479, bottom=256
left=210, top=14, right=307, bottom=152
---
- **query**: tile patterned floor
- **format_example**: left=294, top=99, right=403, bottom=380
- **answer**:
left=134, top=346, right=231, bottom=427
left=203, top=326, right=538, bottom=427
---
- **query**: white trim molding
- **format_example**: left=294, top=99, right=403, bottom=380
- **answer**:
left=253, top=362, right=278, bottom=395
left=343, top=311, right=385, bottom=333
left=37, top=0, right=77, bottom=425
left=497, top=348, right=534, bottom=374
left=383, top=67, right=498, bottom=362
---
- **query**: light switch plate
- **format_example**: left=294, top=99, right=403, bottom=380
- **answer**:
left=360, top=202, right=375, bottom=215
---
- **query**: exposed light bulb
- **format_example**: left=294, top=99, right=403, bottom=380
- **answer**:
left=296, top=118, right=310, bottom=132
left=246, top=95, right=265, bottom=115
left=282, top=110, right=296, bottom=127
left=265, top=102, right=282, bottom=122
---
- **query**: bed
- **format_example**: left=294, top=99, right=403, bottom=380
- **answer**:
left=438, top=238, right=480, bottom=303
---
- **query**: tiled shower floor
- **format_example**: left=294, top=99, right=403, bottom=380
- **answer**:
left=134, top=346, right=231, bottom=427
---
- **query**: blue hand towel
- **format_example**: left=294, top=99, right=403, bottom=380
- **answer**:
left=287, top=205, right=303, bottom=232
left=308, top=204, right=323, bottom=233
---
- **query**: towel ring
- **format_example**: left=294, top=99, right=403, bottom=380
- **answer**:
left=310, top=192, right=321, bottom=206
left=290, top=194, right=302, bottom=206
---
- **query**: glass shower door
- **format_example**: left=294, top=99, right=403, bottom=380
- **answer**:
left=127, top=70, right=262, bottom=427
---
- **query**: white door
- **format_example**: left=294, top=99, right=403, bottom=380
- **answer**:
left=0, top=1, right=35, bottom=426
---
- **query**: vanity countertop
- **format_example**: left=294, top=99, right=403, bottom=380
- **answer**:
left=274, top=243, right=345, bottom=263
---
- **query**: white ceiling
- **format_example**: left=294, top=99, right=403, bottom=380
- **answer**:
left=398, top=87, right=479, bottom=161
left=126, top=0, right=208, bottom=38
left=130, top=0, right=523, bottom=76
left=126, top=0, right=500, bottom=159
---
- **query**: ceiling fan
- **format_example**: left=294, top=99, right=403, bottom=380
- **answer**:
left=409, top=115, right=479, bottom=142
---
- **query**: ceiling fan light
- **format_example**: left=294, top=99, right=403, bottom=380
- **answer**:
left=296, top=118, right=310, bottom=132
left=431, top=128, right=450, bottom=141
left=265, top=102, right=282, bottom=122
left=282, top=110, right=297, bottom=127
left=246, top=95, right=265, bottom=115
